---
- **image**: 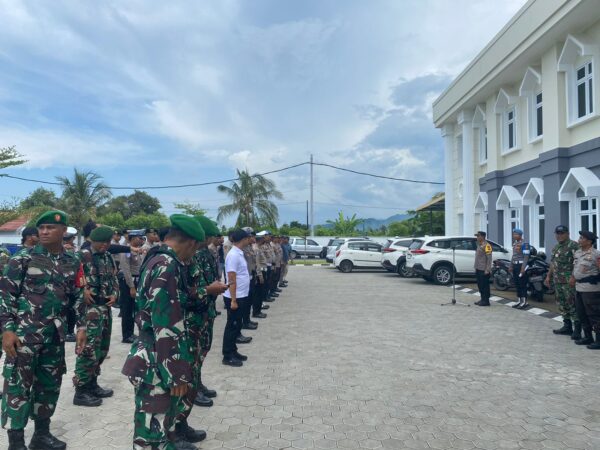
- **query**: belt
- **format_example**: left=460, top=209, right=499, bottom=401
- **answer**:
left=513, top=261, right=524, bottom=264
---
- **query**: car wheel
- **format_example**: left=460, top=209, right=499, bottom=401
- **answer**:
left=432, top=264, right=453, bottom=286
left=397, top=261, right=410, bottom=277
left=423, top=276, right=433, bottom=283
left=319, top=248, right=327, bottom=258
left=290, top=250, right=298, bottom=259
left=339, top=260, right=353, bottom=273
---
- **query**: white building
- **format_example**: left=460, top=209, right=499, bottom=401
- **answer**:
left=433, top=0, right=600, bottom=250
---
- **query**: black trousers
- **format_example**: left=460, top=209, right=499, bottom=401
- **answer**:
left=581, top=291, right=600, bottom=333
left=253, top=277, right=266, bottom=315
left=576, top=291, right=593, bottom=331
left=222, top=296, right=247, bottom=356
left=119, top=277, right=136, bottom=340
left=242, top=280, right=256, bottom=325
left=66, top=306, right=77, bottom=335
left=512, top=264, right=528, bottom=298
left=475, top=270, right=491, bottom=303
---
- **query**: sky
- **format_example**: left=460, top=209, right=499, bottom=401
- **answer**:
left=0, top=0, right=527, bottom=226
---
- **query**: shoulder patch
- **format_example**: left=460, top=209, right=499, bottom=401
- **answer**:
left=484, top=243, right=492, bottom=254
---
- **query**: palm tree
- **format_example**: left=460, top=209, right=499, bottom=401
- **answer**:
left=57, top=169, right=111, bottom=238
left=326, top=211, right=363, bottom=236
left=217, top=170, right=283, bottom=228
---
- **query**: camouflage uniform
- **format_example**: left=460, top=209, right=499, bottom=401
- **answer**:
left=198, top=247, right=219, bottom=359
left=550, top=239, right=579, bottom=323
left=0, top=244, right=85, bottom=430
left=121, top=244, right=194, bottom=449
left=0, top=247, right=10, bottom=360
left=73, top=247, right=118, bottom=387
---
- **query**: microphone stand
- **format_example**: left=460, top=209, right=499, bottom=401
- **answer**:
left=441, top=246, right=470, bottom=307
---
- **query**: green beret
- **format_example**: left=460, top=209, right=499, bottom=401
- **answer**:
left=36, top=210, right=69, bottom=227
left=170, top=214, right=205, bottom=242
left=90, top=226, right=114, bottom=242
left=194, top=215, right=220, bottom=237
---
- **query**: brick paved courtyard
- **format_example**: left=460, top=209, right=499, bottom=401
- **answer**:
left=2, top=266, right=600, bottom=449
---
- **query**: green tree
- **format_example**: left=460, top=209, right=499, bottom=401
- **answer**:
left=289, top=220, right=307, bottom=230
left=98, top=190, right=161, bottom=220
left=97, top=212, right=126, bottom=230
left=174, top=201, right=207, bottom=216
left=387, top=221, right=412, bottom=236
left=217, top=169, right=283, bottom=228
left=124, top=213, right=169, bottom=230
left=325, top=211, right=363, bottom=236
left=57, top=169, right=111, bottom=237
left=19, top=187, right=60, bottom=210
left=0, top=146, right=26, bottom=169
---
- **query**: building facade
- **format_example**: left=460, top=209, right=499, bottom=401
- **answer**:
left=433, top=0, right=600, bottom=250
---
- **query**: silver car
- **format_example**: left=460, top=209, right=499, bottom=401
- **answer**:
left=289, top=237, right=325, bottom=259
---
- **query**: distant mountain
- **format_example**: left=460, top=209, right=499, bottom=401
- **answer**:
left=318, top=213, right=412, bottom=231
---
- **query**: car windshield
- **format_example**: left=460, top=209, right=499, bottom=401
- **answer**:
left=330, top=239, right=344, bottom=247
left=408, top=240, right=424, bottom=250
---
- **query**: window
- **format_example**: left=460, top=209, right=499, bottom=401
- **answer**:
left=307, top=239, right=319, bottom=246
left=430, top=240, right=451, bottom=249
left=367, top=244, right=382, bottom=252
left=503, top=107, right=518, bottom=152
left=534, top=92, right=543, bottom=138
left=408, top=240, right=424, bottom=250
left=479, top=127, right=488, bottom=163
left=489, top=242, right=506, bottom=253
left=348, top=243, right=362, bottom=250
left=395, top=240, right=413, bottom=248
left=578, top=195, right=598, bottom=238
left=536, top=204, right=545, bottom=249
left=450, top=239, right=476, bottom=251
left=509, top=208, right=520, bottom=232
left=576, top=62, right=594, bottom=119
left=295, top=239, right=306, bottom=246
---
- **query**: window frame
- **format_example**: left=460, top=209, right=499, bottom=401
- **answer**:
left=502, top=105, right=519, bottom=154
left=566, top=58, right=597, bottom=128
left=527, top=90, right=543, bottom=143
left=478, top=126, right=488, bottom=164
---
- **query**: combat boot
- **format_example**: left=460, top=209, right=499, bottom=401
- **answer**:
left=193, top=391, right=213, bottom=407
left=175, top=420, right=207, bottom=443
left=73, top=384, right=103, bottom=407
left=571, top=321, right=582, bottom=340
left=7, top=429, right=27, bottom=450
left=587, top=332, right=600, bottom=350
left=575, top=328, right=594, bottom=345
left=90, top=377, right=114, bottom=398
left=553, top=319, right=573, bottom=335
left=168, top=431, right=198, bottom=450
left=29, top=419, right=66, bottom=450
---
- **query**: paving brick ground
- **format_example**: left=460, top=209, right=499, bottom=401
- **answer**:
left=1, top=266, right=600, bottom=449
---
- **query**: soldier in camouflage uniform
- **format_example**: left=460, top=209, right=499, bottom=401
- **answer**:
left=121, top=214, right=204, bottom=450
left=0, top=246, right=10, bottom=396
left=194, top=216, right=226, bottom=404
left=0, top=210, right=87, bottom=450
left=546, top=225, right=580, bottom=338
left=73, top=226, right=118, bottom=407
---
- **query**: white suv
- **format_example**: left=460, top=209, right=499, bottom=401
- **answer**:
left=405, top=236, right=511, bottom=285
left=334, top=241, right=384, bottom=273
left=380, top=238, right=416, bottom=273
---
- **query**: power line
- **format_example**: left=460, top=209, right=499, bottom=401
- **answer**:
left=314, top=201, right=407, bottom=211
left=313, top=162, right=444, bottom=185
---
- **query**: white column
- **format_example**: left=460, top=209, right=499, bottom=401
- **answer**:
left=442, top=124, right=455, bottom=235
left=458, top=109, right=475, bottom=236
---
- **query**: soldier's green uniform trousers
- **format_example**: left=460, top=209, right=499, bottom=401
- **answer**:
left=2, top=343, right=65, bottom=429
left=73, top=305, right=112, bottom=386
left=554, top=282, right=578, bottom=323
left=200, top=297, right=217, bottom=360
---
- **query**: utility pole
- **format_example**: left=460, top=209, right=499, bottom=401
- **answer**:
left=310, top=153, right=314, bottom=237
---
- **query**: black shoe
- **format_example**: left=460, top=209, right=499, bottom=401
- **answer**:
left=122, top=336, right=135, bottom=344
left=553, top=320, right=573, bottom=335
left=234, top=351, right=248, bottom=361
left=7, top=429, right=27, bottom=450
left=171, top=435, right=198, bottom=450
left=274, top=288, right=282, bottom=293
left=236, top=335, right=252, bottom=344
left=261, top=304, right=270, bottom=310
left=176, top=421, right=207, bottom=443
left=474, top=301, right=481, bottom=306
left=572, top=322, right=582, bottom=340
left=263, top=298, right=275, bottom=303
left=199, top=383, right=217, bottom=398
left=222, top=355, right=243, bottom=367
left=517, top=303, right=530, bottom=310
left=65, top=333, right=76, bottom=343
left=90, top=378, right=114, bottom=398
left=29, top=420, right=66, bottom=450
left=271, top=293, right=280, bottom=297
left=73, top=386, right=102, bottom=407
left=242, top=323, right=258, bottom=330
left=478, top=301, right=490, bottom=306
left=193, top=392, right=213, bottom=407
left=252, top=313, right=267, bottom=319
left=278, top=283, right=286, bottom=288
left=576, top=329, right=594, bottom=345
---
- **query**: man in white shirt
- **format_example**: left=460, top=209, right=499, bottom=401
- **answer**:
left=222, top=229, right=252, bottom=367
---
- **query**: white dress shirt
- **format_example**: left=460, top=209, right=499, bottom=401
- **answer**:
left=223, top=245, right=250, bottom=298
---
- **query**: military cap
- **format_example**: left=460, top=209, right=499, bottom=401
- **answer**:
left=242, top=226, right=255, bottom=235
left=128, top=229, right=145, bottom=237
left=579, top=230, right=598, bottom=242
left=90, top=225, right=114, bottom=242
left=256, top=230, right=271, bottom=236
left=145, top=228, right=159, bottom=234
left=35, top=210, right=68, bottom=227
left=475, top=231, right=487, bottom=237
left=194, top=215, right=219, bottom=237
left=555, top=225, right=569, bottom=233
left=22, top=227, right=39, bottom=239
left=513, top=228, right=524, bottom=235
left=170, top=214, right=205, bottom=241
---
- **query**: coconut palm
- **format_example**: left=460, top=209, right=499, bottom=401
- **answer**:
left=326, top=211, right=364, bottom=236
left=217, top=170, right=283, bottom=228
left=56, top=169, right=111, bottom=238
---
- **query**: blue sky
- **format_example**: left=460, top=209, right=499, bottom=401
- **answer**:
left=0, top=0, right=526, bottom=226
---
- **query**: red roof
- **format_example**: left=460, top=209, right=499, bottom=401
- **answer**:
left=0, top=215, right=29, bottom=232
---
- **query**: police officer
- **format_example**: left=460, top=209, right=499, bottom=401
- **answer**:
left=570, top=230, right=600, bottom=349
left=474, top=231, right=492, bottom=306
left=121, top=215, right=204, bottom=450
left=1, top=210, right=87, bottom=450
left=241, top=227, right=259, bottom=331
left=252, top=234, right=269, bottom=318
left=510, top=228, right=531, bottom=309
left=118, top=230, right=144, bottom=343
left=546, top=225, right=580, bottom=337
left=73, top=226, right=118, bottom=407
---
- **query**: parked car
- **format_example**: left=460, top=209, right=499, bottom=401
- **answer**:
left=380, top=238, right=417, bottom=272
left=325, top=237, right=370, bottom=262
left=405, top=236, right=511, bottom=285
left=334, top=240, right=384, bottom=273
left=289, top=237, right=325, bottom=259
